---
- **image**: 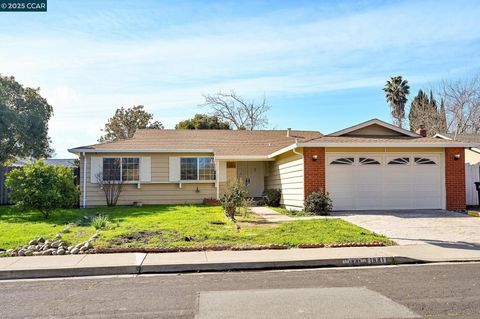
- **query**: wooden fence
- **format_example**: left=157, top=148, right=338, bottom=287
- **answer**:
left=466, top=163, right=480, bottom=206
left=0, top=167, right=14, bottom=205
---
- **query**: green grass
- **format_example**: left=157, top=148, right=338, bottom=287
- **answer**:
left=269, top=206, right=317, bottom=217
left=0, top=205, right=393, bottom=250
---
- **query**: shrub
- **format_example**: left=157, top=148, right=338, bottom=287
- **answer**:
left=262, top=188, right=282, bottom=207
left=304, top=191, right=332, bottom=215
left=5, top=160, right=79, bottom=219
left=91, top=214, right=110, bottom=229
left=220, top=180, right=250, bottom=220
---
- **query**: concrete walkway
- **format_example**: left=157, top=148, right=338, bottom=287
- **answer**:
left=2, top=243, right=480, bottom=280
left=251, top=206, right=332, bottom=223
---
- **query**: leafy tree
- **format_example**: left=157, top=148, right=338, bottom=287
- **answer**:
left=98, top=105, right=164, bottom=142
left=202, top=91, right=271, bottom=130
left=5, top=160, right=79, bottom=219
left=0, top=75, right=53, bottom=165
left=408, top=90, right=447, bottom=136
left=175, top=114, right=231, bottom=130
left=383, top=76, right=410, bottom=128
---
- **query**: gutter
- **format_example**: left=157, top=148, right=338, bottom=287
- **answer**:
left=82, top=152, right=86, bottom=208
left=68, top=148, right=215, bottom=154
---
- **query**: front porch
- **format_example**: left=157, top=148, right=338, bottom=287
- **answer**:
left=216, top=160, right=272, bottom=199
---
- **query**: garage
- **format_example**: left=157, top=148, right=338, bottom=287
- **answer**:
left=325, top=153, right=444, bottom=210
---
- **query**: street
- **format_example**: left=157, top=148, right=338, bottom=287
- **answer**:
left=0, top=263, right=479, bottom=318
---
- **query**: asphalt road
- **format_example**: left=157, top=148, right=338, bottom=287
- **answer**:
left=0, top=263, right=479, bottom=318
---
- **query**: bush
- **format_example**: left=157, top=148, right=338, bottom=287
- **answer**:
left=220, top=180, right=250, bottom=221
left=304, top=191, right=332, bottom=215
left=262, top=188, right=282, bottom=207
left=91, top=214, right=110, bottom=229
left=5, top=160, right=79, bottom=218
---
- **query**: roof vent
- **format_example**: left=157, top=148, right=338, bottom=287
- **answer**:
left=287, top=128, right=292, bottom=137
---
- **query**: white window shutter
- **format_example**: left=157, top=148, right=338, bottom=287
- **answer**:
left=139, top=157, right=151, bottom=182
left=90, top=157, right=103, bottom=183
left=169, top=157, right=180, bottom=182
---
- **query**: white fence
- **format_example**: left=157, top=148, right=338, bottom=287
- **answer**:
left=466, top=163, right=480, bottom=206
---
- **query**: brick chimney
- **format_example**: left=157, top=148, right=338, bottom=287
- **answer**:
left=416, top=125, right=427, bottom=137
left=287, top=128, right=291, bottom=137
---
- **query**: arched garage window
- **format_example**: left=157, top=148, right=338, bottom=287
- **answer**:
left=359, top=157, right=380, bottom=165
left=388, top=157, right=410, bottom=165
left=414, top=157, right=436, bottom=165
left=330, top=157, right=354, bottom=165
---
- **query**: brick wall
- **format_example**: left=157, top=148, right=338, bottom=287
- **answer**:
left=303, top=147, right=325, bottom=198
left=445, top=147, right=466, bottom=211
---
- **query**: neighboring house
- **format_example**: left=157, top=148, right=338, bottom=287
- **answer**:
left=69, top=119, right=479, bottom=211
left=0, top=158, right=78, bottom=205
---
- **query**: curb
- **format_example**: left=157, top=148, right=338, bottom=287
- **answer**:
left=0, top=255, right=423, bottom=280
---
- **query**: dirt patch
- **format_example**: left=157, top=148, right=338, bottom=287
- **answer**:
left=109, top=230, right=173, bottom=245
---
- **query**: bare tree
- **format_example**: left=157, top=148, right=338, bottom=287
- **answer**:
left=95, top=172, right=123, bottom=206
left=202, top=91, right=271, bottom=130
left=440, top=75, right=480, bottom=137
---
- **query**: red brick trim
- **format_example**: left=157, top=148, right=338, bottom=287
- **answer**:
left=303, top=147, right=325, bottom=198
left=445, top=147, right=466, bottom=211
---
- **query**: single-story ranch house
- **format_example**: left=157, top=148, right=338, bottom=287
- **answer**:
left=69, top=119, right=479, bottom=211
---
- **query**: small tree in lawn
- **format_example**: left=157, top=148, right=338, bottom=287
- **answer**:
left=5, top=160, right=79, bottom=219
left=220, top=180, right=250, bottom=221
left=95, top=172, right=124, bottom=206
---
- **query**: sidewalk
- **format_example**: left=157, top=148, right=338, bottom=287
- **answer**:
left=1, top=243, right=480, bottom=280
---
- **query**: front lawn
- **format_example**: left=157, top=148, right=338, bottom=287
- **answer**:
left=0, top=205, right=393, bottom=250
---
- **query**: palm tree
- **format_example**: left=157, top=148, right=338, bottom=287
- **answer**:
left=383, top=76, right=410, bottom=128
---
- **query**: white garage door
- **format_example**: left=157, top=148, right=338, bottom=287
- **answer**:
left=325, top=153, right=444, bottom=210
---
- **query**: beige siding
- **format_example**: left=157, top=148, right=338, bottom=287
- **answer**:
left=265, top=150, right=304, bottom=209
left=80, top=152, right=216, bottom=206
left=344, top=124, right=403, bottom=136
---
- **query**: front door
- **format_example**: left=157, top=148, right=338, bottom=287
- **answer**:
left=236, top=162, right=264, bottom=197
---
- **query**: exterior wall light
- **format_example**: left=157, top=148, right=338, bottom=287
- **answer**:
left=312, top=155, right=318, bottom=161
left=453, top=154, right=461, bottom=160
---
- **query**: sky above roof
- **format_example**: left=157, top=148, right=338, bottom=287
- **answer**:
left=1, top=0, right=479, bottom=158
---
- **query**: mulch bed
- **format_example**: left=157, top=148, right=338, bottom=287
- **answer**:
left=93, top=241, right=385, bottom=254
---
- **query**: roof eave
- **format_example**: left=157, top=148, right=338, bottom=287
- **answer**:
left=297, top=142, right=480, bottom=148
left=68, top=148, right=215, bottom=154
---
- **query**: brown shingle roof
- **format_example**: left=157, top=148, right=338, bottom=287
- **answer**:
left=436, top=133, right=480, bottom=143
left=71, top=129, right=323, bottom=156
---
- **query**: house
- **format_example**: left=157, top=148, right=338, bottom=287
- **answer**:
left=68, top=119, right=479, bottom=211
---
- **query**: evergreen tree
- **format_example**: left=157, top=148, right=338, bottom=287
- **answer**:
left=408, top=90, right=446, bottom=136
left=438, top=98, right=447, bottom=133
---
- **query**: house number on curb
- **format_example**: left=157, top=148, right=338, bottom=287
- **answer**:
left=342, top=257, right=388, bottom=265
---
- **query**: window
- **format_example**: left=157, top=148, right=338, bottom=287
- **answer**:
left=181, top=158, right=198, bottom=180
left=415, top=157, right=436, bottom=165
left=388, top=157, right=410, bottom=165
left=102, top=157, right=139, bottom=181
left=180, top=157, right=215, bottom=181
left=359, top=157, right=380, bottom=165
left=330, top=157, right=354, bottom=165
left=103, top=158, right=121, bottom=181
left=199, top=157, right=216, bottom=180
left=122, top=158, right=139, bottom=181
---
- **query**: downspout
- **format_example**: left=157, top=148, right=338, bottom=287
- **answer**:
left=82, top=152, right=87, bottom=208
left=292, top=139, right=302, bottom=157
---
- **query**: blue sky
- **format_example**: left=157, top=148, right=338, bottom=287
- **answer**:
left=1, top=0, right=479, bottom=157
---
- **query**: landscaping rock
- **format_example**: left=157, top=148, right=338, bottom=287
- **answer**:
left=33, top=252, right=42, bottom=256
left=70, top=248, right=80, bottom=254
left=28, top=240, right=38, bottom=246
left=75, top=243, right=84, bottom=249
left=37, top=237, right=45, bottom=243
left=57, top=249, right=65, bottom=255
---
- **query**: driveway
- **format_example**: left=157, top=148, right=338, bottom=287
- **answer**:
left=334, top=210, right=480, bottom=246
